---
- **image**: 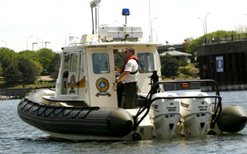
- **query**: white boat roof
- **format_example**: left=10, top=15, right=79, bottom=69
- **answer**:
left=65, top=27, right=162, bottom=49
left=66, top=41, right=162, bottom=49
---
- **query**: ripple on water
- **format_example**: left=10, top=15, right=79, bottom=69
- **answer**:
left=1, top=92, right=247, bottom=154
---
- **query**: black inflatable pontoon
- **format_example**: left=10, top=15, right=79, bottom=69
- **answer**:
left=18, top=98, right=134, bottom=137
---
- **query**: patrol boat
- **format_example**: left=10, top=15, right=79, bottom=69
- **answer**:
left=18, top=1, right=247, bottom=140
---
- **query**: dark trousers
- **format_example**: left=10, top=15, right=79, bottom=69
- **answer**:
left=117, top=82, right=124, bottom=107
left=117, top=82, right=137, bottom=108
left=124, top=82, right=137, bottom=108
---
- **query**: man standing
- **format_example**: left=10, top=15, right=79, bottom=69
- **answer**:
left=113, top=47, right=139, bottom=109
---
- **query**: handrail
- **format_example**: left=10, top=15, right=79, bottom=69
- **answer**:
left=200, top=33, right=247, bottom=45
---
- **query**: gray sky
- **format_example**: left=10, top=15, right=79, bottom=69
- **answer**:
left=1, top=0, right=247, bottom=52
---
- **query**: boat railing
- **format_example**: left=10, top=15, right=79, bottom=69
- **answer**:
left=133, top=79, right=222, bottom=133
left=68, top=42, right=92, bottom=46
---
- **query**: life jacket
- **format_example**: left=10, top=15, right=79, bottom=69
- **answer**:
left=120, top=56, right=139, bottom=74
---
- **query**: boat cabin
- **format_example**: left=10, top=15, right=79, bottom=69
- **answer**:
left=51, top=26, right=161, bottom=108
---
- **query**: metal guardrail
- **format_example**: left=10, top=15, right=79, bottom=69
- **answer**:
left=201, top=33, right=247, bottom=45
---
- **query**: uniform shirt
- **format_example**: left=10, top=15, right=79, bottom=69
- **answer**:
left=122, top=59, right=138, bottom=84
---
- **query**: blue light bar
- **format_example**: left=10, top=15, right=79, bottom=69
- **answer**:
left=122, top=8, right=130, bottom=16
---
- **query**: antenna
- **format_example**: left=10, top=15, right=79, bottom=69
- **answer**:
left=89, top=0, right=101, bottom=34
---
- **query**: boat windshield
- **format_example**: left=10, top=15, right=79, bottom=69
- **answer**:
left=113, top=50, right=155, bottom=74
left=92, top=53, right=110, bottom=74
left=137, top=52, right=155, bottom=73
left=70, top=53, right=78, bottom=72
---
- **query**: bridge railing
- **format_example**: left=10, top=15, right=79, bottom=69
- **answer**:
left=201, top=33, right=247, bottom=45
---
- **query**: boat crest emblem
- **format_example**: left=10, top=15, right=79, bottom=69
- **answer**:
left=95, top=77, right=111, bottom=97
left=69, top=75, right=76, bottom=94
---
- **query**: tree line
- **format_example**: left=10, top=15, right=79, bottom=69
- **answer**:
left=0, top=30, right=242, bottom=85
left=0, top=48, right=60, bottom=86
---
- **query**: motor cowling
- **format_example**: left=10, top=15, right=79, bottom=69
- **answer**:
left=179, top=92, right=212, bottom=136
left=149, top=92, right=180, bottom=138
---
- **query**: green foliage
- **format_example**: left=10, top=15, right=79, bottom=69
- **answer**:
left=0, top=48, right=16, bottom=62
left=160, top=53, right=179, bottom=78
left=114, top=51, right=125, bottom=69
left=19, top=50, right=39, bottom=61
left=0, top=48, right=17, bottom=68
left=179, top=66, right=191, bottom=75
left=37, top=48, right=56, bottom=75
left=189, top=67, right=199, bottom=76
left=0, top=65, right=2, bottom=75
left=187, top=30, right=238, bottom=63
left=3, top=59, right=21, bottom=85
left=178, top=61, right=188, bottom=67
left=0, top=48, right=19, bottom=84
left=182, top=37, right=194, bottom=52
left=208, top=30, right=237, bottom=36
left=2, top=56, right=41, bottom=85
left=187, top=38, right=201, bottom=62
left=0, top=47, right=60, bottom=86
left=48, top=53, right=61, bottom=79
left=32, top=60, right=43, bottom=76
left=18, top=57, right=40, bottom=84
left=179, top=63, right=199, bottom=77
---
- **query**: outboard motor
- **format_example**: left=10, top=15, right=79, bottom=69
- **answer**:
left=149, top=92, right=180, bottom=139
left=179, top=92, right=211, bottom=136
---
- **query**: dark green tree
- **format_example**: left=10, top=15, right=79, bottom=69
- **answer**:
left=160, top=53, right=179, bottom=78
left=19, top=50, right=39, bottom=61
left=18, top=50, right=43, bottom=76
left=1, top=48, right=19, bottom=84
left=0, top=47, right=17, bottom=68
left=2, top=55, right=40, bottom=84
left=182, top=37, right=194, bottom=53
left=0, top=48, right=16, bottom=60
left=3, top=59, right=21, bottom=84
left=36, top=48, right=56, bottom=75
left=0, top=65, right=2, bottom=75
left=32, top=60, right=43, bottom=76
left=114, top=51, right=125, bottom=69
left=18, top=57, right=39, bottom=84
left=48, top=53, right=61, bottom=79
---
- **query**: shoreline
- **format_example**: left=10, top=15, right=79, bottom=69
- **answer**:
left=0, top=96, right=21, bottom=100
left=0, top=88, right=33, bottom=100
left=0, top=87, right=54, bottom=100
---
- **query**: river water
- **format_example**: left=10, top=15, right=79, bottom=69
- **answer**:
left=1, top=90, right=247, bottom=154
